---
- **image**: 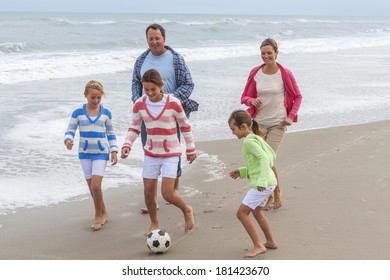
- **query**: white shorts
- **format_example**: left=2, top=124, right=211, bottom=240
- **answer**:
left=80, top=159, right=107, bottom=179
left=142, top=156, right=179, bottom=179
left=242, top=186, right=276, bottom=210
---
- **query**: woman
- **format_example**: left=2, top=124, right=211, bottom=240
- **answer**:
left=241, top=38, right=302, bottom=210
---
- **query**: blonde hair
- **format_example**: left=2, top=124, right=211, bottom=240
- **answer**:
left=84, top=80, right=105, bottom=96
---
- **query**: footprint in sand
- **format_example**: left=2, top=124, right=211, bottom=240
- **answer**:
left=211, top=225, right=223, bottom=229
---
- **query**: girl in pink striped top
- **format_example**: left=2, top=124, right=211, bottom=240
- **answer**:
left=121, top=69, right=196, bottom=236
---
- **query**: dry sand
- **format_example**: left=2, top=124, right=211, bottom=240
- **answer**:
left=1, top=120, right=390, bottom=260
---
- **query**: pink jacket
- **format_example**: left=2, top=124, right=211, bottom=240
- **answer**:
left=241, top=63, right=302, bottom=122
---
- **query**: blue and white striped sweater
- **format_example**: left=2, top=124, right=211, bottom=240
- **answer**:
left=64, top=104, right=118, bottom=160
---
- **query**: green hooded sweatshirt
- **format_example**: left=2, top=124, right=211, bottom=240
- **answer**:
left=238, top=133, right=277, bottom=189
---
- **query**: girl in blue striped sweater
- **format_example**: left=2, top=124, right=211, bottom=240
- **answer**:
left=64, top=80, right=118, bottom=231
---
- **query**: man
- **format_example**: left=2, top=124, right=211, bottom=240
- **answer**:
left=132, top=23, right=198, bottom=213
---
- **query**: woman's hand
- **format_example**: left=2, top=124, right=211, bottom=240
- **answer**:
left=251, top=97, right=262, bottom=107
left=281, top=117, right=293, bottom=126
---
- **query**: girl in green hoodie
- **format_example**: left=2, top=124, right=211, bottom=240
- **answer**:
left=228, top=110, right=278, bottom=258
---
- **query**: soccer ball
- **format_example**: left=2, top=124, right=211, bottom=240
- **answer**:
left=146, top=229, right=171, bottom=254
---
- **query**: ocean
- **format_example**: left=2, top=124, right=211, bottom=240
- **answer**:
left=1, top=12, right=390, bottom=215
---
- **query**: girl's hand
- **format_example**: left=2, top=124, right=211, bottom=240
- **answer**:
left=111, top=152, right=118, bottom=166
left=187, top=153, right=196, bottom=164
left=257, top=186, right=266, bottom=192
left=65, top=140, right=73, bottom=150
left=121, top=147, right=131, bottom=159
left=229, top=169, right=240, bottom=179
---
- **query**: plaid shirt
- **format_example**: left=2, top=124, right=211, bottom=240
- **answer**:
left=131, top=45, right=199, bottom=117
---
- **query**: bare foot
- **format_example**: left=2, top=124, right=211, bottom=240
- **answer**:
left=244, top=246, right=267, bottom=258
left=273, top=188, right=282, bottom=209
left=273, top=201, right=282, bottom=209
left=184, top=206, right=194, bottom=232
left=91, top=219, right=102, bottom=231
left=264, top=242, right=278, bottom=249
left=264, top=195, right=274, bottom=211
left=144, top=223, right=159, bottom=236
left=140, top=206, right=159, bottom=214
left=101, top=213, right=108, bottom=225
left=263, top=204, right=274, bottom=211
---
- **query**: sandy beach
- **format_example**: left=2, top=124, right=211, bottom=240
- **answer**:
left=1, top=120, right=390, bottom=260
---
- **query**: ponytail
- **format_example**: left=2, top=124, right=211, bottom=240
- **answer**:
left=251, top=119, right=266, bottom=138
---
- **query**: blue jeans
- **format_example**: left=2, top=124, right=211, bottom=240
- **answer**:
left=141, top=121, right=182, bottom=177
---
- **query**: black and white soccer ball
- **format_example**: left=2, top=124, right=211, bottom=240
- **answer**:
left=146, top=229, right=171, bottom=254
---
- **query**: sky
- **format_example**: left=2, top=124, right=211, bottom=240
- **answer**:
left=0, top=0, right=389, bottom=17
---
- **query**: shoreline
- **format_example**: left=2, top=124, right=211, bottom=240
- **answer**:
left=1, top=119, right=390, bottom=259
left=1, top=118, right=384, bottom=217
